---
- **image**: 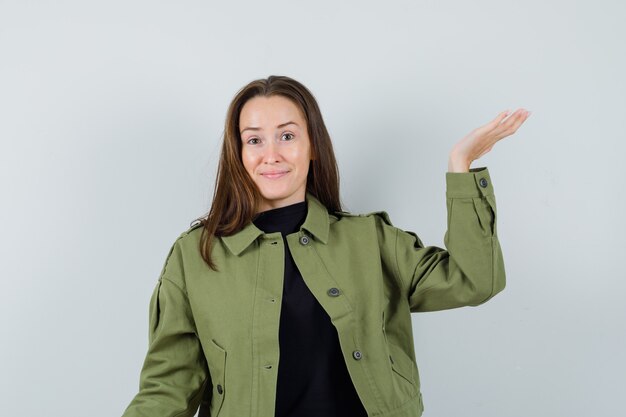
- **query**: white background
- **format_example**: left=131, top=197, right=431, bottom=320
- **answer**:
left=1, top=1, right=624, bottom=416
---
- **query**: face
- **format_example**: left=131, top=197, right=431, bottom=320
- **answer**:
left=239, top=95, right=312, bottom=213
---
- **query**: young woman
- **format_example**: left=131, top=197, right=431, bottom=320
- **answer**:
left=121, top=75, right=530, bottom=417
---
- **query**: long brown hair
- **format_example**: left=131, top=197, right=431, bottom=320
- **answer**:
left=191, top=75, right=343, bottom=271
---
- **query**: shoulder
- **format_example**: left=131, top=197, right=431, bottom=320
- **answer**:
left=333, top=209, right=394, bottom=226
left=332, top=209, right=399, bottom=255
left=170, top=218, right=205, bottom=242
left=158, top=220, right=206, bottom=285
left=165, top=219, right=206, bottom=260
left=184, top=218, right=205, bottom=236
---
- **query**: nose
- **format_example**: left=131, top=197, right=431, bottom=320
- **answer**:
left=262, top=138, right=282, bottom=163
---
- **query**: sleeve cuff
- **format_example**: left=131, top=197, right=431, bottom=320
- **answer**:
left=446, top=166, right=494, bottom=198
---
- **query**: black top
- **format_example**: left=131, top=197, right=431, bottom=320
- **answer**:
left=252, top=200, right=368, bottom=417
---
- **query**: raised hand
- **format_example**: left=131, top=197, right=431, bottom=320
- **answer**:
left=448, top=108, right=531, bottom=172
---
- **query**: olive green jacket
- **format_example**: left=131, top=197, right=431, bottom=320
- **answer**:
left=121, top=166, right=505, bottom=417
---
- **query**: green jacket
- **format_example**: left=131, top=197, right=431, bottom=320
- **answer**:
left=122, top=166, right=505, bottom=417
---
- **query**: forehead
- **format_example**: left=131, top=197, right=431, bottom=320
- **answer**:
left=239, top=95, right=305, bottom=127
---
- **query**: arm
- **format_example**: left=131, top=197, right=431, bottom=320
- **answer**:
left=393, top=166, right=506, bottom=312
left=380, top=108, right=528, bottom=311
left=121, top=239, right=209, bottom=417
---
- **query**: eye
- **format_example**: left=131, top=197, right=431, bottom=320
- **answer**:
left=247, top=137, right=260, bottom=145
left=282, top=132, right=295, bottom=141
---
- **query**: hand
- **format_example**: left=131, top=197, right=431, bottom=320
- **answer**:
left=448, top=108, right=531, bottom=171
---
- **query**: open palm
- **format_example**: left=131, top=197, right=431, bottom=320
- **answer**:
left=451, top=108, right=531, bottom=163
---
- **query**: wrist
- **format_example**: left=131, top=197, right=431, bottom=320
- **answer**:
left=448, top=155, right=470, bottom=173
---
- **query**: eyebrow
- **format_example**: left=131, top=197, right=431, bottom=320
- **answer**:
left=240, top=121, right=298, bottom=135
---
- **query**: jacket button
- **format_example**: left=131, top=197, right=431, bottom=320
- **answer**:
left=217, top=384, right=223, bottom=394
left=352, top=350, right=362, bottom=360
left=327, top=287, right=340, bottom=297
left=479, top=177, right=488, bottom=188
left=299, top=235, right=310, bottom=245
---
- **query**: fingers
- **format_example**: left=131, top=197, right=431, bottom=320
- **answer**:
left=495, top=108, right=530, bottom=138
left=484, top=110, right=512, bottom=130
left=481, top=109, right=520, bottom=133
left=502, top=108, right=530, bottom=125
left=463, top=108, right=530, bottom=162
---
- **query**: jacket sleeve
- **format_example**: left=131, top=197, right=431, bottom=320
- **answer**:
left=378, top=166, right=506, bottom=312
left=121, top=239, right=210, bottom=417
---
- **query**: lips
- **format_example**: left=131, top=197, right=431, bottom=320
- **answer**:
left=261, top=170, right=289, bottom=179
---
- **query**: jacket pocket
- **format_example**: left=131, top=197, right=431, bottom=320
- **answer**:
left=205, top=338, right=227, bottom=416
left=387, top=340, right=416, bottom=390
left=382, top=311, right=417, bottom=395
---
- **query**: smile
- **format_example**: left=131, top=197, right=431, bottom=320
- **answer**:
left=261, top=171, right=289, bottom=179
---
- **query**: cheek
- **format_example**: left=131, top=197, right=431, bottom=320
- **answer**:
left=293, top=153, right=311, bottom=174
left=291, top=143, right=311, bottom=165
left=241, top=150, right=256, bottom=170
left=301, top=153, right=312, bottom=172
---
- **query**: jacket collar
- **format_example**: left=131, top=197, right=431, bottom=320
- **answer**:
left=221, top=191, right=329, bottom=256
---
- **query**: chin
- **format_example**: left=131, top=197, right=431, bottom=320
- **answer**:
left=260, top=190, right=289, bottom=200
